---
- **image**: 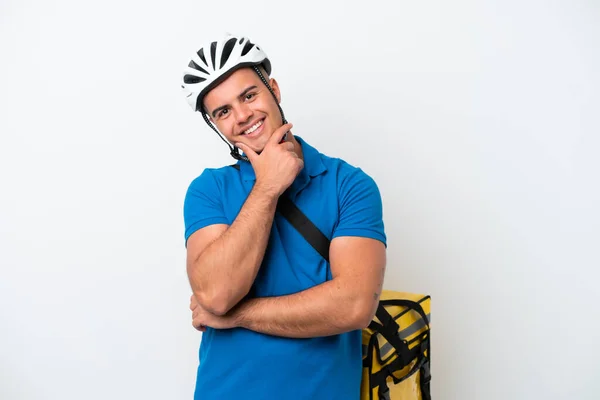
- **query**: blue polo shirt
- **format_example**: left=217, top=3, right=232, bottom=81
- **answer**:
left=183, top=135, right=386, bottom=400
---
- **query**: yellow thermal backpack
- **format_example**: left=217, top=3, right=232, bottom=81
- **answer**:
left=361, top=291, right=431, bottom=400
left=263, top=186, right=432, bottom=400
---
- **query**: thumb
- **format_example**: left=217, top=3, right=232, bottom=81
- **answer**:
left=235, top=142, right=257, bottom=162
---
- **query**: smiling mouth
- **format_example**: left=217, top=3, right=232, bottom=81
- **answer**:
left=241, top=119, right=264, bottom=136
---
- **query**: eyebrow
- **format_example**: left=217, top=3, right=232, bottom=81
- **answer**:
left=211, top=85, right=259, bottom=118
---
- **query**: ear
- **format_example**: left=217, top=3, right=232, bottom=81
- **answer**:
left=269, top=78, right=282, bottom=103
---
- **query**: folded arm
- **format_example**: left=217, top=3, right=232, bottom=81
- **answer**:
left=229, top=236, right=386, bottom=338
left=186, top=185, right=278, bottom=316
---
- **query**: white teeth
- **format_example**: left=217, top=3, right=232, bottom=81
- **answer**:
left=243, top=120, right=263, bottom=135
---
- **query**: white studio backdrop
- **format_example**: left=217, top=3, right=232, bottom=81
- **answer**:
left=1, top=0, right=598, bottom=399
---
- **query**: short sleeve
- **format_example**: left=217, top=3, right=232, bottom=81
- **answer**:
left=332, top=168, right=387, bottom=247
left=183, top=169, right=229, bottom=245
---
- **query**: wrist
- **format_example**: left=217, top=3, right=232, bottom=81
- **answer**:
left=230, top=299, right=252, bottom=329
left=253, top=182, right=281, bottom=200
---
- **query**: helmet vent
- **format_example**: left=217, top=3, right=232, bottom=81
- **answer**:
left=220, top=37, right=237, bottom=69
left=183, top=74, right=206, bottom=84
left=188, top=60, right=208, bottom=75
left=210, top=42, right=217, bottom=70
left=196, top=48, right=207, bottom=65
left=241, top=41, right=254, bottom=56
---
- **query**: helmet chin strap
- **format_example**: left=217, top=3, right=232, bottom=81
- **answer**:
left=201, top=66, right=288, bottom=163
left=201, top=111, right=248, bottom=161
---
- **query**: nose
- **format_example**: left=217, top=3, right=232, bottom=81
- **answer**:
left=234, top=102, right=253, bottom=125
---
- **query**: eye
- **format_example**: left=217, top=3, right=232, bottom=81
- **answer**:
left=217, top=108, right=229, bottom=118
left=244, top=92, right=255, bottom=101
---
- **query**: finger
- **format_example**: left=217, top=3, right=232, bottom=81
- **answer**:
left=269, top=123, right=293, bottom=145
left=193, top=317, right=207, bottom=331
left=281, top=141, right=294, bottom=152
left=235, top=142, right=258, bottom=163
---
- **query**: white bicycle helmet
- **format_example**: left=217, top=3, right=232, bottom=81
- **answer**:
left=181, top=34, right=272, bottom=112
left=181, top=34, right=287, bottom=162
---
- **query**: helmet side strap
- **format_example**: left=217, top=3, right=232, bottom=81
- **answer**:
left=252, top=66, right=288, bottom=125
left=201, top=110, right=249, bottom=162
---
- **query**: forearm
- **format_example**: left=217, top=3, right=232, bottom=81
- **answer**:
left=188, top=185, right=277, bottom=314
left=232, top=279, right=374, bottom=338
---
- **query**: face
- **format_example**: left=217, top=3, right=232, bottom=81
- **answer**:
left=203, top=67, right=283, bottom=154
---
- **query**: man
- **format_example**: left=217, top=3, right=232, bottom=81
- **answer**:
left=180, top=34, right=387, bottom=400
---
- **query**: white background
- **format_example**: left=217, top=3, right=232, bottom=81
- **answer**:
left=1, top=0, right=599, bottom=399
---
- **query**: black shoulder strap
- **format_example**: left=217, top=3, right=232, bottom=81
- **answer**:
left=229, top=164, right=330, bottom=262
left=276, top=196, right=330, bottom=262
